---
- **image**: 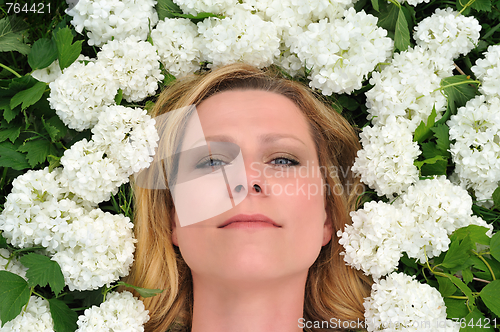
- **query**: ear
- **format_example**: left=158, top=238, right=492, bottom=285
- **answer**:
left=170, top=207, right=179, bottom=246
left=322, top=211, right=333, bottom=246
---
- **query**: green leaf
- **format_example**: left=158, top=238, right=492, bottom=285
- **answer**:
left=394, top=7, right=411, bottom=52
left=437, top=276, right=458, bottom=297
left=421, top=142, right=442, bottom=159
left=377, top=2, right=399, bottom=31
left=493, top=187, right=500, bottom=210
left=440, top=75, right=479, bottom=110
left=117, top=281, right=164, bottom=298
left=28, top=38, right=58, bottom=70
left=42, top=116, right=68, bottom=143
left=462, top=267, right=474, bottom=284
left=490, top=232, right=500, bottom=262
left=19, top=254, right=65, bottom=296
left=17, top=139, right=56, bottom=167
left=444, top=298, right=468, bottom=319
left=414, top=155, right=446, bottom=170
left=456, top=0, right=472, bottom=15
left=0, top=141, right=29, bottom=170
left=338, top=95, right=360, bottom=111
left=441, top=235, right=473, bottom=269
left=430, top=124, right=450, bottom=152
left=115, top=88, right=123, bottom=105
left=479, top=280, right=500, bottom=316
left=156, top=0, right=183, bottom=20
left=0, top=16, right=30, bottom=55
left=169, top=11, right=222, bottom=20
left=10, top=82, right=47, bottom=111
left=0, top=233, right=8, bottom=249
left=0, top=126, right=20, bottom=143
left=0, top=271, right=30, bottom=326
left=462, top=308, right=494, bottom=331
left=48, top=298, right=78, bottom=332
left=420, top=159, right=448, bottom=176
left=451, top=225, right=491, bottom=247
left=54, top=27, right=83, bottom=70
left=414, top=106, right=437, bottom=143
left=442, top=273, right=475, bottom=307
left=2, top=104, right=17, bottom=123
left=371, top=0, right=379, bottom=11
left=470, top=0, right=492, bottom=11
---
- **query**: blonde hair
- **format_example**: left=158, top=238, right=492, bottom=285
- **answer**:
left=123, top=63, right=372, bottom=332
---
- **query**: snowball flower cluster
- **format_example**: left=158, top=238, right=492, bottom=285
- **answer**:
left=288, top=8, right=393, bottom=95
left=352, top=117, right=421, bottom=198
left=0, top=248, right=28, bottom=279
left=364, top=272, right=459, bottom=332
left=471, top=44, right=500, bottom=97
left=338, top=201, right=413, bottom=279
left=60, top=106, right=158, bottom=204
left=48, top=58, right=118, bottom=131
left=447, top=95, right=500, bottom=205
left=51, top=209, right=136, bottom=291
left=67, top=0, right=158, bottom=47
left=365, top=46, right=453, bottom=132
left=0, top=296, right=54, bottom=332
left=173, top=0, right=235, bottom=15
left=75, top=291, right=149, bottom=332
left=151, top=18, right=202, bottom=78
left=97, top=36, right=164, bottom=102
left=338, top=177, right=493, bottom=278
left=197, top=5, right=280, bottom=68
left=0, top=167, right=137, bottom=291
left=414, top=8, right=481, bottom=60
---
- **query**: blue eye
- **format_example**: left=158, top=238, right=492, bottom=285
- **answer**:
left=195, top=157, right=230, bottom=169
left=270, top=157, right=299, bottom=167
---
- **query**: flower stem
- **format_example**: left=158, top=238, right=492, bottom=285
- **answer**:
left=0, top=62, right=22, bottom=78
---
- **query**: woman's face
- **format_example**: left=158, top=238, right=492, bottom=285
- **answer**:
left=171, top=90, right=332, bottom=283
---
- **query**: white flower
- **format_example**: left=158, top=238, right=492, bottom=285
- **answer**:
left=0, top=296, right=54, bottom=332
left=0, top=248, right=28, bottom=279
left=471, top=44, right=500, bottom=97
left=67, top=0, right=158, bottom=47
left=173, top=0, right=236, bottom=15
left=364, top=272, right=459, bottom=332
left=414, top=8, right=481, bottom=60
left=352, top=117, right=421, bottom=198
left=151, top=18, right=202, bottom=78
left=75, top=291, right=149, bottom=331
left=399, top=0, right=431, bottom=5
left=0, top=168, right=94, bottom=252
left=289, top=8, right=393, bottom=95
left=197, top=5, right=280, bottom=68
left=52, top=210, right=136, bottom=291
left=31, top=60, right=62, bottom=83
left=97, top=36, right=164, bottom=102
left=59, top=139, right=129, bottom=204
left=365, top=46, right=454, bottom=131
left=91, top=105, right=159, bottom=174
left=338, top=201, right=414, bottom=279
left=48, top=59, right=118, bottom=131
left=395, top=176, right=480, bottom=262
left=447, top=95, right=500, bottom=206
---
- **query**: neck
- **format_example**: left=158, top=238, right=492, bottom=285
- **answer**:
left=190, top=272, right=307, bottom=332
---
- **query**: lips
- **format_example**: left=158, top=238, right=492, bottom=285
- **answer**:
left=218, top=214, right=281, bottom=228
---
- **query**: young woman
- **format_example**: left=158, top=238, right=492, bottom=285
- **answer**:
left=123, top=63, right=371, bottom=332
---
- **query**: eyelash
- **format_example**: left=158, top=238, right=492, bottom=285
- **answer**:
left=195, top=156, right=300, bottom=169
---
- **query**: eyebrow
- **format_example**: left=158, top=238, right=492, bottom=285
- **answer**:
left=189, top=133, right=307, bottom=149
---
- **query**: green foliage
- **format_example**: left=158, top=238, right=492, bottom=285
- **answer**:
left=48, top=298, right=78, bottom=332
left=395, top=7, right=411, bottom=52
left=156, top=0, right=183, bottom=20
left=10, top=81, right=46, bottom=110
left=28, top=38, right=58, bottom=70
left=440, top=75, right=479, bottom=111
left=0, top=271, right=30, bottom=326
left=54, top=27, right=83, bottom=70
left=0, top=16, right=30, bottom=55
left=19, top=253, right=65, bottom=296
left=117, top=281, right=164, bottom=298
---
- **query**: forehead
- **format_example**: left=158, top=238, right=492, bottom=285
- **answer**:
left=190, top=90, right=314, bottom=145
